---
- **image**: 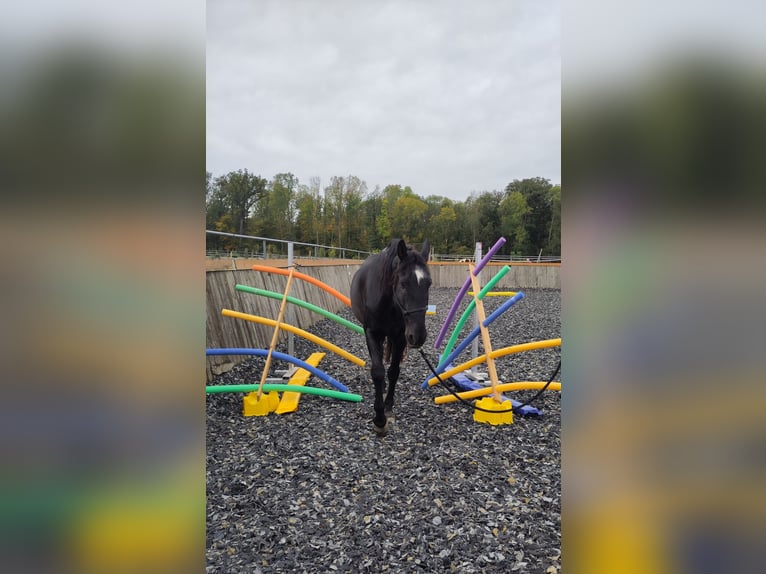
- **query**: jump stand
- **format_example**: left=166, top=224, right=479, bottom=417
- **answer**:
left=429, top=237, right=561, bottom=424
left=243, top=391, right=280, bottom=416
left=466, top=259, right=509, bottom=425
left=243, top=351, right=326, bottom=416
left=248, top=266, right=297, bottom=415
left=275, top=352, right=325, bottom=414
left=473, top=396, right=513, bottom=425
left=207, top=258, right=366, bottom=416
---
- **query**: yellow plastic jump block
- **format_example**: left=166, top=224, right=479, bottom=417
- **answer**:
left=276, top=352, right=326, bottom=414
left=473, top=396, right=514, bottom=425
left=243, top=390, right=280, bottom=416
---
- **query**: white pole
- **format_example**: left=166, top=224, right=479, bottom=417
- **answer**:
left=287, top=242, right=295, bottom=358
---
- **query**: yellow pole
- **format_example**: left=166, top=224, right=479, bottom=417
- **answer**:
left=257, top=267, right=296, bottom=399
left=434, top=381, right=561, bottom=404
left=426, top=339, right=561, bottom=386
left=468, top=264, right=502, bottom=402
left=221, top=310, right=366, bottom=367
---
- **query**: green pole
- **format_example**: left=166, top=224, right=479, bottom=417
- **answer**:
left=205, top=383, right=363, bottom=402
left=235, top=285, right=364, bottom=335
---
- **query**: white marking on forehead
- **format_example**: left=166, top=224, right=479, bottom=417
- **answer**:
left=414, top=267, right=427, bottom=285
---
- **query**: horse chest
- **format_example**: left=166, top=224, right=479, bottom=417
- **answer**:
left=368, top=301, right=404, bottom=335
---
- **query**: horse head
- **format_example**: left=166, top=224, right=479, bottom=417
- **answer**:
left=392, top=239, right=432, bottom=348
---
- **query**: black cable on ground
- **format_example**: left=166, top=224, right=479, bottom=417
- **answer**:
left=419, top=349, right=560, bottom=414
left=510, top=359, right=560, bottom=412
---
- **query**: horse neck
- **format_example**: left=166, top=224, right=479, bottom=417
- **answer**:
left=379, top=250, right=399, bottom=291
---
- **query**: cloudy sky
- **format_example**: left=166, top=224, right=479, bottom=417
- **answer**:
left=207, top=0, right=560, bottom=201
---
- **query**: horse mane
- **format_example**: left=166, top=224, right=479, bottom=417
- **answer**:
left=378, top=239, right=402, bottom=292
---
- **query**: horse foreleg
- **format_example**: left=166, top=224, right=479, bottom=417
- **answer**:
left=365, top=331, right=388, bottom=434
left=384, top=335, right=407, bottom=421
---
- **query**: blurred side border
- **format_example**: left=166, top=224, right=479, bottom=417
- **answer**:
left=563, top=2, right=766, bottom=573
left=0, top=3, right=206, bottom=573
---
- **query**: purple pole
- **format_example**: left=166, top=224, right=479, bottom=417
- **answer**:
left=434, top=237, right=506, bottom=349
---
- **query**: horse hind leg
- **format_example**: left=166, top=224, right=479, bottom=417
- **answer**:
left=383, top=337, right=391, bottom=364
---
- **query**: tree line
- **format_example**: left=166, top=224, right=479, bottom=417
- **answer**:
left=206, top=171, right=560, bottom=258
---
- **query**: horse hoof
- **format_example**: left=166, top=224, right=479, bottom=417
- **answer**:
left=372, top=421, right=389, bottom=436
left=384, top=411, right=395, bottom=423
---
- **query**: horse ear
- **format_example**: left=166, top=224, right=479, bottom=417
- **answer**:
left=396, top=239, right=408, bottom=260
left=421, top=239, right=431, bottom=262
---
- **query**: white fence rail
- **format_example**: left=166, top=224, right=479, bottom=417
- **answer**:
left=205, top=231, right=561, bottom=263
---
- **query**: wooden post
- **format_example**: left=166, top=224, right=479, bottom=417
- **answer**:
left=257, top=266, right=296, bottom=399
left=467, top=264, right=502, bottom=402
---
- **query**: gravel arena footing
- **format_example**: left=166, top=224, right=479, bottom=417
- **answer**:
left=206, top=288, right=561, bottom=573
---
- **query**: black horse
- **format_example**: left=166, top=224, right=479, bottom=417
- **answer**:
left=351, top=238, right=432, bottom=435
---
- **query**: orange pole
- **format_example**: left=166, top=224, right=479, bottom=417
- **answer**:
left=251, top=264, right=351, bottom=307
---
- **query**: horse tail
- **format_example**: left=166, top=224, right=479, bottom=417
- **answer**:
left=382, top=336, right=408, bottom=365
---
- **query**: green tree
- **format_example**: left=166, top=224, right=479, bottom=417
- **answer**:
left=269, top=172, right=299, bottom=240
left=206, top=168, right=561, bottom=258
left=308, top=176, right=324, bottom=247
left=324, top=177, right=344, bottom=247
left=205, top=169, right=267, bottom=252
left=388, top=194, right=429, bottom=243
left=205, top=170, right=227, bottom=249
left=294, top=185, right=316, bottom=248
left=499, top=190, right=530, bottom=255
left=546, top=185, right=561, bottom=255
left=323, top=175, right=368, bottom=250
left=428, top=204, right=458, bottom=254
left=504, top=177, right=554, bottom=256
left=465, top=191, right=503, bottom=252
left=422, top=195, right=452, bottom=250
left=215, top=169, right=267, bottom=238
left=376, top=184, right=412, bottom=240
left=343, top=175, right=367, bottom=250
left=359, top=185, right=385, bottom=250
left=293, top=176, right=326, bottom=254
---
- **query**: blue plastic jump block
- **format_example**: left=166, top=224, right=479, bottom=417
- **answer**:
left=446, top=366, right=542, bottom=417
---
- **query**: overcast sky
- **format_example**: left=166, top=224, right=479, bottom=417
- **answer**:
left=207, top=0, right=560, bottom=202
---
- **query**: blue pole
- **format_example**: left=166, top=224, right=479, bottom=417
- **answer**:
left=206, top=348, right=349, bottom=392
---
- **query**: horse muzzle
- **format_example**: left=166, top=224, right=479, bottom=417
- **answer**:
left=405, top=325, right=427, bottom=348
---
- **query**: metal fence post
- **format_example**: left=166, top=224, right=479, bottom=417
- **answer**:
left=287, top=241, right=294, bottom=358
